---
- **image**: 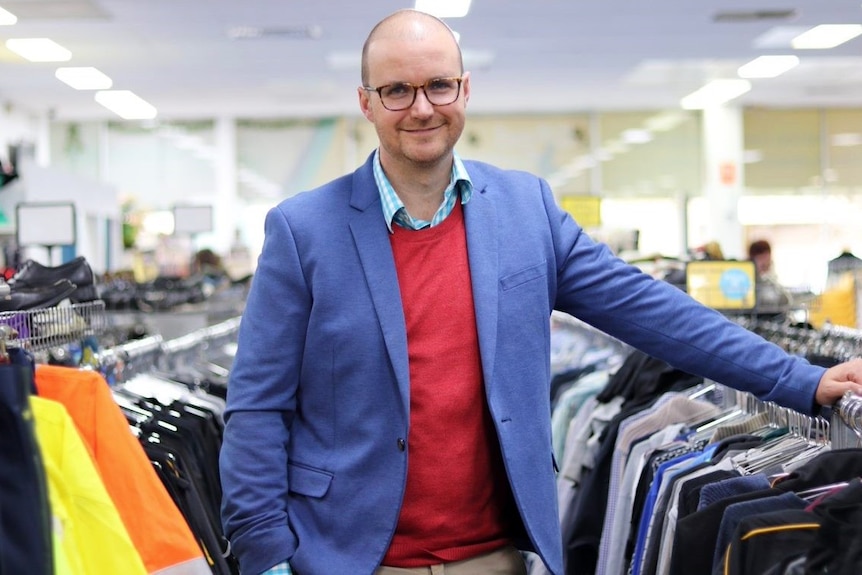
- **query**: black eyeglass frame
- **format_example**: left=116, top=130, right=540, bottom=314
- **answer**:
left=363, top=77, right=464, bottom=111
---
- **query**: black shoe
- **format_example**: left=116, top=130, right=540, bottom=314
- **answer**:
left=0, top=279, right=78, bottom=312
left=11, top=257, right=98, bottom=303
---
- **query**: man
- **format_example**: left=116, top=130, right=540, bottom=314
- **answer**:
left=748, top=239, right=792, bottom=314
left=219, top=9, right=862, bottom=575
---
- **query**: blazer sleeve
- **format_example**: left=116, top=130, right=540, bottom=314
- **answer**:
left=219, top=204, right=309, bottom=575
left=539, top=179, right=825, bottom=415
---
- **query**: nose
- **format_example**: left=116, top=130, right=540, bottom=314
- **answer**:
left=410, top=87, right=435, bottom=116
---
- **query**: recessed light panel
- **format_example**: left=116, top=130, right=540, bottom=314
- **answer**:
left=6, top=38, right=72, bottom=62
left=415, top=0, right=472, bottom=18
left=95, top=90, right=157, bottom=120
left=55, top=66, right=112, bottom=90
left=738, top=55, right=799, bottom=78
left=0, top=6, right=17, bottom=25
left=791, top=24, right=862, bottom=49
left=680, top=79, right=751, bottom=109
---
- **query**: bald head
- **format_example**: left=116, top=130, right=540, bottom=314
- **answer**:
left=361, top=10, right=463, bottom=86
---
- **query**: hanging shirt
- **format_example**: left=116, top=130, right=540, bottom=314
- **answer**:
left=35, top=365, right=211, bottom=575
left=31, top=395, right=147, bottom=575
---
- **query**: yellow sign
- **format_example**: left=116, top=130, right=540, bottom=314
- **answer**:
left=560, top=195, right=601, bottom=228
left=686, top=260, right=756, bottom=310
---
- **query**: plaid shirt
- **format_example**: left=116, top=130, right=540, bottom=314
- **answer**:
left=261, top=562, right=291, bottom=574
left=373, top=148, right=473, bottom=231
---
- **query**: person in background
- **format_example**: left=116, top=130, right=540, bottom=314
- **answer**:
left=191, top=248, right=229, bottom=284
left=748, top=239, right=792, bottom=314
left=219, top=10, right=862, bottom=575
left=748, top=240, right=773, bottom=277
left=692, top=240, right=725, bottom=261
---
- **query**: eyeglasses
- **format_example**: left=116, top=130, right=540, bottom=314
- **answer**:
left=363, top=77, right=463, bottom=111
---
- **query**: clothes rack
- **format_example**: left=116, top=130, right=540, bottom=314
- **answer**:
left=537, top=313, right=862, bottom=575
left=97, top=316, right=241, bottom=385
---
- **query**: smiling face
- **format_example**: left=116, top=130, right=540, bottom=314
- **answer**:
left=358, top=11, right=470, bottom=176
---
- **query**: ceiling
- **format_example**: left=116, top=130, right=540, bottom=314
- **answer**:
left=1, top=0, right=861, bottom=122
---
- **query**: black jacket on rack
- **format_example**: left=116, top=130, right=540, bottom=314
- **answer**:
left=0, top=347, right=52, bottom=575
left=115, top=374, right=237, bottom=575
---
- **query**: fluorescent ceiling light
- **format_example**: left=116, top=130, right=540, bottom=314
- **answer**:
left=621, top=129, right=653, bottom=144
left=55, top=66, right=112, bottom=90
left=6, top=38, right=72, bottom=62
left=791, top=24, right=862, bottom=49
left=743, top=149, right=763, bottom=164
left=831, top=132, right=862, bottom=147
left=414, top=0, right=472, bottom=18
left=644, top=112, right=687, bottom=132
left=738, top=55, right=799, bottom=78
left=680, top=79, right=751, bottom=109
left=95, top=90, right=157, bottom=120
left=0, top=6, right=17, bottom=25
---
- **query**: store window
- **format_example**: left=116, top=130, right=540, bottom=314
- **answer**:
left=456, top=113, right=592, bottom=196
left=742, top=108, right=862, bottom=294
left=103, top=120, right=217, bottom=211
left=597, top=110, right=701, bottom=257
left=743, top=109, right=821, bottom=192
left=235, top=118, right=349, bottom=202
left=824, top=108, right=862, bottom=191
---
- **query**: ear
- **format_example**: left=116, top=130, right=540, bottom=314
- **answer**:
left=461, top=71, right=471, bottom=105
left=358, top=87, right=374, bottom=122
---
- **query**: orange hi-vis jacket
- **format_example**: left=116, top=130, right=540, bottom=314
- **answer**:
left=35, top=364, right=211, bottom=575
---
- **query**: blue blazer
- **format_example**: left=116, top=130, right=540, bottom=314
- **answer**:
left=220, top=153, right=825, bottom=575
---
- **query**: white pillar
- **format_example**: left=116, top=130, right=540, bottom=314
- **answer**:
left=212, top=116, right=238, bottom=255
left=701, top=105, right=744, bottom=260
left=35, top=112, right=52, bottom=167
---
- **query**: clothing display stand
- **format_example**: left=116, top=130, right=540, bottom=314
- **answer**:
left=536, top=313, right=862, bottom=575
left=98, top=315, right=240, bottom=385
left=96, top=315, right=241, bottom=575
left=0, top=300, right=107, bottom=354
left=833, top=392, right=862, bottom=449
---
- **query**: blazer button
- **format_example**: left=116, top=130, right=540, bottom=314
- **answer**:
left=397, top=438, right=406, bottom=451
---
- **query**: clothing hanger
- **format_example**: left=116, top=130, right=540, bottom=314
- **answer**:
left=796, top=481, right=851, bottom=503
left=111, top=388, right=154, bottom=426
left=732, top=403, right=828, bottom=476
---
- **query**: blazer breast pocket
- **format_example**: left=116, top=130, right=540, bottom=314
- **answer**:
left=500, top=261, right=547, bottom=291
left=288, top=462, right=334, bottom=499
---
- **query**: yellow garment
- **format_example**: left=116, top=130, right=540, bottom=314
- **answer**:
left=30, top=396, right=148, bottom=575
left=809, top=273, right=856, bottom=329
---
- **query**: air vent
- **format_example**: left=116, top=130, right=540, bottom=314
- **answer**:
left=713, top=10, right=796, bottom=23
left=227, top=25, right=322, bottom=40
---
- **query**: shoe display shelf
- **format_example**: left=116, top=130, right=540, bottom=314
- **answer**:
left=105, top=284, right=247, bottom=341
left=0, top=300, right=109, bottom=353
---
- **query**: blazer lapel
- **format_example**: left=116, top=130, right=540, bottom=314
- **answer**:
left=349, top=162, right=411, bottom=415
left=463, top=180, right=499, bottom=388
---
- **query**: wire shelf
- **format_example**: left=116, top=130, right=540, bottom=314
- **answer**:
left=0, top=300, right=108, bottom=352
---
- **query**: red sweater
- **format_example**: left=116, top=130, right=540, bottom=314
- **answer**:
left=383, top=202, right=516, bottom=566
